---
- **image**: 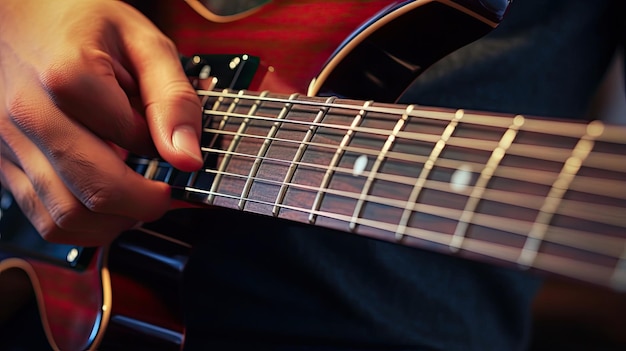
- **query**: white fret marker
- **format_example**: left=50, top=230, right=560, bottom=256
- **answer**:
left=450, top=164, right=472, bottom=192
left=353, top=155, right=368, bottom=176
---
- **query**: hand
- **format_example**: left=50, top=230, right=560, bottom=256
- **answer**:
left=0, top=0, right=203, bottom=246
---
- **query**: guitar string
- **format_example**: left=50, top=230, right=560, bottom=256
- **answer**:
left=198, top=126, right=626, bottom=202
left=176, top=173, right=622, bottom=289
left=197, top=89, right=626, bottom=144
left=202, top=108, right=626, bottom=174
left=163, top=150, right=624, bottom=265
left=129, top=101, right=625, bottom=286
left=179, top=154, right=625, bottom=254
left=198, top=90, right=625, bottom=200
left=179, top=90, right=624, bottom=286
left=193, top=94, right=620, bottom=234
left=176, top=179, right=618, bottom=287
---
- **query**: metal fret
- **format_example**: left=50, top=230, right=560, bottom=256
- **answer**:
left=238, top=93, right=299, bottom=210
left=308, top=100, right=372, bottom=224
left=272, top=96, right=336, bottom=216
left=517, top=120, right=605, bottom=268
left=144, top=159, right=160, bottom=180
left=349, top=105, right=414, bottom=231
left=210, top=91, right=269, bottom=203
left=186, top=88, right=233, bottom=189
left=395, top=109, right=464, bottom=241
left=449, top=115, right=525, bottom=252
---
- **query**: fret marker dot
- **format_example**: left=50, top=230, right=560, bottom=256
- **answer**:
left=353, top=155, right=368, bottom=176
left=450, top=164, right=472, bottom=192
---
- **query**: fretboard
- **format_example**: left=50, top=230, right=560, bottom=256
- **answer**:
left=127, top=89, right=626, bottom=291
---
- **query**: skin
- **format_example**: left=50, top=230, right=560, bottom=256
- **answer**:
left=0, top=0, right=203, bottom=246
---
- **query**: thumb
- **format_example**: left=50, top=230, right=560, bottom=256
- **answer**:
left=126, top=37, right=203, bottom=172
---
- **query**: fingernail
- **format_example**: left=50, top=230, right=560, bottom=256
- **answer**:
left=172, top=125, right=202, bottom=163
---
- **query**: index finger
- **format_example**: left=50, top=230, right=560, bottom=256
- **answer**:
left=121, top=30, right=204, bottom=172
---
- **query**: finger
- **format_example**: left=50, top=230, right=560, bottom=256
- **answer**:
left=0, top=157, right=135, bottom=246
left=120, top=27, right=204, bottom=172
left=8, top=86, right=172, bottom=223
left=2, top=122, right=139, bottom=232
left=39, top=49, right=158, bottom=158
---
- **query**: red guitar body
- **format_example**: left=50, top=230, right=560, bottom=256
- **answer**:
left=162, top=0, right=396, bottom=94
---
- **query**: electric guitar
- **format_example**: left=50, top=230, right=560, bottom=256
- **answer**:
left=1, top=0, right=624, bottom=350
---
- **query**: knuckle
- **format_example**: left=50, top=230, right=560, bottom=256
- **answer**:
left=147, top=33, right=177, bottom=53
left=38, top=60, right=75, bottom=100
left=39, top=49, right=113, bottom=100
left=16, top=192, right=41, bottom=225
left=168, top=85, right=202, bottom=109
left=13, top=194, right=64, bottom=243
left=6, top=93, right=36, bottom=130
left=48, top=200, right=83, bottom=230
left=80, top=183, right=116, bottom=213
left=36, top=221, right=65, bottom=243
left=147, top=81, right=201, bottom=111
left=160, top=36, right=177, bottom=53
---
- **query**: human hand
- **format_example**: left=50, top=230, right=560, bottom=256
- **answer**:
left=0, top=0, right=203, bottom=246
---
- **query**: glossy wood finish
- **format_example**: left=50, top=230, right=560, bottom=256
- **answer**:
left=0, top=199, right=193, bottom=350
left=146, top=0, right=418, bottom=94
left=0, top=191, right=104, bottom=351
left=97, top=217, right=193, bottom=351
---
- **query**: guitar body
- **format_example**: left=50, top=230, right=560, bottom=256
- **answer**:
left=0, top=1, right=507, bottom=350
left=147, top=0, right=500, bottom=100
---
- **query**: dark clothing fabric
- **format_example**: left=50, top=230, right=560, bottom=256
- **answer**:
left=184, top=210, right=540, bottom=351
left=400, top=0, right=626, bottom=120
left=183, top=0, right=624, bottom=350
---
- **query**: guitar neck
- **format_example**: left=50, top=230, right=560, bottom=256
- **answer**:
left=127, top=89, right=626, bottom=291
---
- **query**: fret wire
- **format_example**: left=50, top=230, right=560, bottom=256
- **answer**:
left=200, top=136, right=626, bottom=204
left=178, top=174, right=623, bottom=262
left=396, top=109, right=464, bottom=241
left=449, top=115, right=525, bottom=252
left=204, top=109, right=414, bottom=140
left=203, top=113, right=440, bottom=146
left=203, top=110, right=623, bottom=173
left=207, top=90, right=246, bottom=203
left=481, top=186, right=626, bottom=229
left=128, top=157, right=151, bottom=177
left=235, top=91, right=274, bottom=210
left=197, top=158, right=626, bottom=235
left=309, top=100, right=372, bottom=224
left=186, top=88, right=233, bottom=189
left=197, top=144, right=625, bottom=232
left=199, top=90, right=462, bottom=123
left=272, top=96, right=336, bottom=216
left=143, top=159, right=160, bottom=180
left=518, top=120, right=604, bottom=269
left=182, top=165, right=623, bottom=258
left=198, top=90, right=625, bottom=142
left=237, top=93, right=298, bottom=210
left=349, top=105, right=414, bottom=231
